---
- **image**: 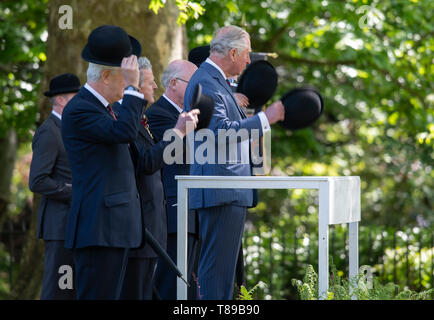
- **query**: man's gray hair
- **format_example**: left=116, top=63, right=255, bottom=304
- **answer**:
left=210, top=25, right=250, bottom=56
left=161, top=62, right=183, bottom=90
left=86, top=62, right=119, bottom=82
left=138, top=56, right=152, bottom=86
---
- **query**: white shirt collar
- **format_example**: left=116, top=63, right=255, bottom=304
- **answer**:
left=205, top=58, right=227, bottom=80
left=51, top=110, right=62, bottom=120
left=163, top=94, right=183, bottom=114
left=84, top=83, right=110, bottom=108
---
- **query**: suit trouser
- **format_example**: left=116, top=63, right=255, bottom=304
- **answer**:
left=41, top=240, right=76, bottom=300
left=73, top=246, right=129, bottom=300
left=120, top=257, right=157, bottom=300
left=196, top=204, right=246, bottom=300
left=153, top=232, right=200, bottom=300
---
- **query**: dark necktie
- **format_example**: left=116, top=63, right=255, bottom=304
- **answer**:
left=107, top=105, right=117, bottom=120
left=226, top=79, right=231, bottom=87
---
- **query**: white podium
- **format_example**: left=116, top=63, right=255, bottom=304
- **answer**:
left=176, top=176, right=361, bottom=300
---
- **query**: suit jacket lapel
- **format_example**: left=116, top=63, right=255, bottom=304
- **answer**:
left=159, top=96, right=181, bottom=119
left=217, top=77, right=247, bottom=119
left=203, top=63, right=246, bottom=119
left=81, top=87, right=113, bottom=118
left=49, top=113, right=62, bottom=129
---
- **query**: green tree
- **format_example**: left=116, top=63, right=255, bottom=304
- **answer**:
left=186, top=0, right=433, bottom=227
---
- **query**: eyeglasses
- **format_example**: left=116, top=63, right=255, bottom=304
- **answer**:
left=176, top=78, right=189, bottom=83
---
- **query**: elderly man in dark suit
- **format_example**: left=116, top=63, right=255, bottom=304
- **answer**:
left=29, top=73, right=80, bottom=299
left=61, top=25, right=147, bottom=300
left=114, top=57, right=199, bottom=299
left=145, top=59, right=200, bottom=300
left=184, top=25, right=285, bottom=299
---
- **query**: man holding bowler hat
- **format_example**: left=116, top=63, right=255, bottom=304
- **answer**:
left=184, top=25, right=285, bottom=300
left=61, top=25, right=146, bottom=299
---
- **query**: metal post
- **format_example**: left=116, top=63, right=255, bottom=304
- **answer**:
left=349, top=221, right=359, bottom=300
left=177, top=182, right=188, bottom=300
left=418, top=232, right=422, bottom=291
left=318, top=182, right=329, bottom=299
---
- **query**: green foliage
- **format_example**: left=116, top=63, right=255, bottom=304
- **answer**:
left=291, top=265, right=318, bottom=300
left=292, top=261, right=434, bottom=300
left=8, top=143, right=33, bottom=217
left=238, top=281, right=266, bottom=300
left=186, top=0, right=434, bottom=227
left=243, top=221, right=433, bottom=299
left=0, top=0, right=47, bottom=140
left=149, top=0, right=205, bottom=25
left=0, top=243, right=12, bottom=298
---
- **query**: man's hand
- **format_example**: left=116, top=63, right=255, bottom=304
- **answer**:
left=234, top=93, right=249, bottom=108
left=173, top=109, right=201, bottom=138
left=121, top=55, right=140, bottom=88
left=263, top=100, right=285, bottom=125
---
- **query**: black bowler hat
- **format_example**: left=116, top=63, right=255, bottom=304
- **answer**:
left=81, top=25, right=142, bottom=67
left=188, top=45, right=210, bottom=67
left=237, top=60, right=278, bottom=110
left=191, top=83, right=214, bottom=130
left=43, top=73, right=81, bottom=97
left=279, top=86, right=324, bottom=130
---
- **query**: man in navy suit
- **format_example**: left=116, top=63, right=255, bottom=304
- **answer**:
left=117, top=57, right=199, bottom=299
left=29, top=73, right=80, bottom=299
left=184, top=25, right=285, bottom=299
left=61, top=25, right=146, bottom=300
left=145, top=60, right=200, bottom=300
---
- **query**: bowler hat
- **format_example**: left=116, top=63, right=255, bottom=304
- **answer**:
left=191, top=83, right=214, bottom=130
left=43, top=73, right=81, bottom=97
left=81, top=25, right=142, bottom=67
left=279, top=86, right=324, bottom=130
left=237, top=60, right=278, bottom=110
left=188, top=45, right=210, bottom=67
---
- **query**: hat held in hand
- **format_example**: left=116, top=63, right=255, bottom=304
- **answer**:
left=191, top=83, right=214, bottom=130
left=279, top=86, right=324, bottom=130
left=81, top=25, right=142, bottom=67
left=44, top=73, right=81, bottom=97
left=237, top=60, right=278, bottom=110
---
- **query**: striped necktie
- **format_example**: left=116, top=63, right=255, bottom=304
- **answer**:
left=107, top=105, right=117, bottom=120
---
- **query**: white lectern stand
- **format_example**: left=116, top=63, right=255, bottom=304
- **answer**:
left=176, top=176, right=361, bottom=300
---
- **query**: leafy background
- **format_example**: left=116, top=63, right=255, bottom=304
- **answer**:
left=0, top=0, right=432, bottom=299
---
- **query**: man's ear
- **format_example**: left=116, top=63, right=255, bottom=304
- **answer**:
left=229, top=48, right=237, bottom=62
left=101, top=69, right=111, bottom=85
left=53, top=95, right=63, bottom=107
left=170, top=77, right=177, bottom=88
left=57, top=95, right=65, bottom=106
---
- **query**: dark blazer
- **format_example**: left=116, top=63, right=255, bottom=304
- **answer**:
left=184, top=62, right=263, bottom=210
left=61, top=87, right=145, bottom=249
left=29, top=113, right=72, bottom=240
left=145, top=96, right=196, bottom=234
left=113, top=101, right=168, bottom=258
